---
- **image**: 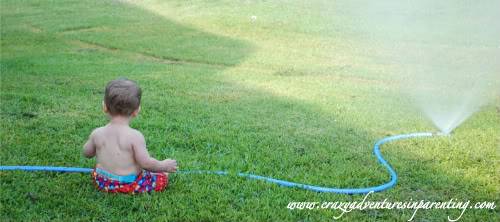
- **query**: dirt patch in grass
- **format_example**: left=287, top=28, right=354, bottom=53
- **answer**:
left=0, top=112, right=38, bottom=119
left=273, top=67, right=388, bottom=85
left=274, top=67, right=349, bottom=77
left=70, top=39, right=230, bottom=68
left=59, top=26, right=111, bottom=33
left=25, top=24, right=43, bottom=33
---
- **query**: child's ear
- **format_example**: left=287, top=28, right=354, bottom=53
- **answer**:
left=131, top=106, right=141, bottom=117
left=102, top=101, right=109, bottom=113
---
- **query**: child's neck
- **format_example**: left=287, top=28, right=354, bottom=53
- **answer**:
left=109, top=115, right=131, bottom=126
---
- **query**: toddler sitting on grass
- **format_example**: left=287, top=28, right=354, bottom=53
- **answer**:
left=83, top=78, right=177, bottom=194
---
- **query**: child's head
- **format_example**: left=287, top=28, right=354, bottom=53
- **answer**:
left=104, top=78, right=142, bottom=117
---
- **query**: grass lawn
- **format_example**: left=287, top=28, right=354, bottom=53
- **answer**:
left=1, top=0, right=499, bottom=221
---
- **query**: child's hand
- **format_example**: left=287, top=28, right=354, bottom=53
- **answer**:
left=161, top=159, right=177, bottom=173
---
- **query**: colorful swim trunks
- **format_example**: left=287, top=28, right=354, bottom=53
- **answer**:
left=92, top=168, right=168, bottom=194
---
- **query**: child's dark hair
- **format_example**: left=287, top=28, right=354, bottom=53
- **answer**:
left=104, top=78, right=142, bottom=116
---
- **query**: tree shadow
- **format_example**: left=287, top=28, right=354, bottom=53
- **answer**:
left=1, top=0, right=498, bottom=221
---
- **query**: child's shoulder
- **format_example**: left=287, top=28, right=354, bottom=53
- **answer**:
left=89, top=126, right=106, bottom=137
left=123, top=127, right=146, bottom=146
left=125, top=127, right=145, bottom=140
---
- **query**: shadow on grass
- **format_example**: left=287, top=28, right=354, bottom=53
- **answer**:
left=1, top=0, right=498, bottom=221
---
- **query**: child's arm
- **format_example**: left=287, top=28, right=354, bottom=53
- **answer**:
left=132, top=132, right=177, bottom=173
left=83, top=131, right=97, bottom=158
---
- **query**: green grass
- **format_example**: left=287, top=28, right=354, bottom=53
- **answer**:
left=1, top=0, right=499, bottom=221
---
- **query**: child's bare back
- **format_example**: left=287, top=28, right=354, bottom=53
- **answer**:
left=83, top=78, right=176, bottom=194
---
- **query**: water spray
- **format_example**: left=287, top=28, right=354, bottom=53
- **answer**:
left=0, top=132, right=443, bottom=194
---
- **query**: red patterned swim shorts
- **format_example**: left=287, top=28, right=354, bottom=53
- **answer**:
left=92, top=168, right=168, bottom=194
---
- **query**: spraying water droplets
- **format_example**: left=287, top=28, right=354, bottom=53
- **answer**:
left=353, top=0, right=500, bottom=133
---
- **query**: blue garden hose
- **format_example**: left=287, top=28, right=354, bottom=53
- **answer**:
left=0, top=132, right=434, bottom=194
